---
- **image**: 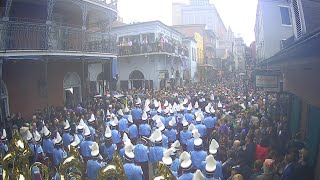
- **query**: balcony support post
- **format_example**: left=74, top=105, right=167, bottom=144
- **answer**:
left=3, top=0, right=13, bottom=21
left=46, top=0, right=56, bottom=50
left=81, top=4, right=88, bottom=51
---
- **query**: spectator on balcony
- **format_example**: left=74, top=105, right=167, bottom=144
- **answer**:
left=141, top=38, right=148, bottom=53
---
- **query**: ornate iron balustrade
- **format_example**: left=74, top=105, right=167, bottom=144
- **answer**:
left=0, top=21, right=118, bottom=54
left=88, top=0, right=118, bottom=10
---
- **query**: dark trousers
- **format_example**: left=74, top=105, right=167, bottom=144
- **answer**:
left=136, top=161, right=149, bottom=180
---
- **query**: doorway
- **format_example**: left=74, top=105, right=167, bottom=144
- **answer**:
left=63, top=72, right=82, bottom=108
left=0, top=80, right=9, bottom=123
left=129, top=70, right=145, bottom=89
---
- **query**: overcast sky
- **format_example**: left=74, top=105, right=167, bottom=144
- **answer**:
left=117, top=0, right=258, bottom=45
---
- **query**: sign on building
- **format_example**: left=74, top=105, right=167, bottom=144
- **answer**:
left=254, top=70, right=281, bottom=92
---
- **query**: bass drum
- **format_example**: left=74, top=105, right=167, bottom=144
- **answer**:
left=97, top=152, right=126, bottom=180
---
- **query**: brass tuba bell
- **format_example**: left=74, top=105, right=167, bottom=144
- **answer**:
left=97, top=152, right=126, bottom=180
left=154, top=162, right=176, bottom=180
left=59, top=145, right=85, bottom=180
left=30, top=162, right=50, bottom=180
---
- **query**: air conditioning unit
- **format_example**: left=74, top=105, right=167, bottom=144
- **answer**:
left=291, top=0, right=306, bottom=39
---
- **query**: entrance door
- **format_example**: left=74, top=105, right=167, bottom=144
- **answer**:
left=129, top=70, right=145, bottom=89
left=63, top=72, right=82, bottom=107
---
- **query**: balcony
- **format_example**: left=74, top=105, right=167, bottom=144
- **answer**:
left=118, top=41, right=189, bottom=58
left=86, top=0, right=118, bottom=12
left=0, top=21, right=118, bottom=55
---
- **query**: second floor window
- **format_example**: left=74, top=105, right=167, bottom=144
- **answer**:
left=280, top=6, right=292, bottom=26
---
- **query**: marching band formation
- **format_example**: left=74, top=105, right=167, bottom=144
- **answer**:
left=0, top=82, right=308, bottom=180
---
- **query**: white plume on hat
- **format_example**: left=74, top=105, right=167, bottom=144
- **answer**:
left=164, top=100, right=169, bottom=107
left=156, top=120, right=165, bottom=131
left=90, top=142, right=100, bottom=157
left=194, top=132, right=203, bottom=146
left=124, top=143, right=135, bottom=159
left=152, top=114, right=160, bottom=121
left=149, top=129, right=162, bottom=143
left=169, top=117, right=176, bottom=127
left=180, top=151, right=192, bottom=169
left=106, top=110, right=111, bottom=117
left=162, top=148, right=174, bottom=165
left=180, top=104, right=185, bottom=111
left=157, top=106, right=162, bottom=113
left=88, top=114, right=96, bottom=122
left=71, top=134, right=80, bottom=147
left=183, top=98, right=188, bottom=105
left=1, top=129, right=7, bottom=140
left=43, top=125, right=51, bottom=137
left=110, top=115, right=119, bottom=126
left=187, top=103, right=192, bottom=111
left=188, top=123, right=196, bottom=131
left=124, top=105, right=130, bottom=113
left=142, top=111, right=148, bottom=121
left=205, top=155, right=217, bottom=172
left=193, top=130, right=200, bottom=139
left=53, top=132, right=62, bottom=145
left=193, top=169, right=205, bottom=180
left=117, top=109, right=124, bottom=116
left=105, top=125, right=112, bottom=139
left=210, top=106, right=216, bottom=114
left=64, top=120, right=71, bottom=130
left=127, top=115, right=133, bottom=123
left=34, top=130, right=42, bottom=142
left=205, top=105, right=211, bottom=114
left=136, top=97, right=142, bottom=105
left=145, top=99, right=151, bottom=107
left=77, top=119, right=85, bottom=130
left=182, top=118, right=188, bottom=127
left=209, top=139, right=220, bottom=154
left=194, top=101, right=199, bottom=109
left=122, top=133, right=131, bottom=146
left=84, top=124, right=91, bottom=136
left=218, top=101, right=222, bottom=108
left=169, top=108, right=174, bottom=114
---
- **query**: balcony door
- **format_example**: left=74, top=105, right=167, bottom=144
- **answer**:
left=63, top=72, right=82, bottom=108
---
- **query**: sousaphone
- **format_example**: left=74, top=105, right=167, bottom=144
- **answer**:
left=97, top=152, right=126, bottom=180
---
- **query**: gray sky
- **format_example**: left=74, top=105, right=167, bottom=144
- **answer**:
left=118, top=0, right=258, bottom=45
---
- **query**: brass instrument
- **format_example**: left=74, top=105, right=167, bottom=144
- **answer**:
left=97, top=152, right=126, bottom=180
left=154, top=162, right=176, bottom=180
left=2, top=129, right=33, bottom=180
left=30, top=162, right=49, bottom=180
left=59, top=146, right=85, bottom=180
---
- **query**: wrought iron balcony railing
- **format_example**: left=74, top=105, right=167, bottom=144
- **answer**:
left=0, top=21, right=118, bottom=54
left=88, top=0, right=118, bottom=11
left=118, top=42, right=189, bottom=57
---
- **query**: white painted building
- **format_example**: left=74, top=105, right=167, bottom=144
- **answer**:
left=183, top=37, right=198, bottom=83
left=255, top=0, right=294, bottom=62
left=111, top=21, right=189, bottom=90
left=234, top=37, right=246, bottom=72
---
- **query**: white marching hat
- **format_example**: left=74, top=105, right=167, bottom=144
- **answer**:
left=117, top=109, right=124, bottom=117
left=25, top=130, right=33, bottom=141
left=124, top=105, right=130, bottom=113
left=124, top=143, right=135, bottom=160
left=162, top=148, right=174, bottom=165
left=210, top=106, right=216, bottom=114
left=180, top=151, right=192, bottom=169
left=171, top=140, right=180, bottom=152
left=1, top=129, right=7, bottom=140
left=43, top=125, right=51, bottom=137
left=77, top=119, right=85, bottom=130
left=194, top=132, right=203, bottom=147
left=84, top=124, right=91, bottom=137
left=144, top=105, right=151, bottom=112
left=157, top=106, right=162, bottom=113
left=182, top=118, right=188, bottom=127
left=136, top=97, right=142, bottom=105
left=90, top=142, right=100, bottom=157
left=168, top=117, right=176, bottom=127
left=105, top=125, right=112, bottom=139
left=193, top=169, right=205, bottom=180
left=64, top=120, right=71, bottom=130
left=145, top=99, right=151, bottom=107
left=34, top=130, right=42, bottom=143
left=205, top=155, right=217, bottom=173
left=209, top=139, right=220, bottom=154
left=88, top=114, right=96, bottom=123
left=142, top=111, right=148, bottom=121
left=188, top=124, right=196, bottom=131
left=122, top=133, right=131, bottom=146
left=71, top=134, right=80, bottom=147
left=183, top=98, right=188, bottom=105
left=53, top=132, right=63, bottom=145
left=149, top=129, right=162, bottom=143
left=127, top=115, right=133, bottom=123
left=154, top=100, right=159, bottom=108
left=156, top=120, right=165, bottom=132
left=194, top=101, right=199, bottom=109
left=187, top=103, right=192, bottom=111
left=164, top=100, right=169, bottom=107
left=110, top=115, right=119, bottom=127
left=217, top=101, right=222, bottom=108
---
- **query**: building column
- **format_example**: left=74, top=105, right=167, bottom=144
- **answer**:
left=46, top=0, right=56, bottom=50
left=81, top=4, right=88, bottom=51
